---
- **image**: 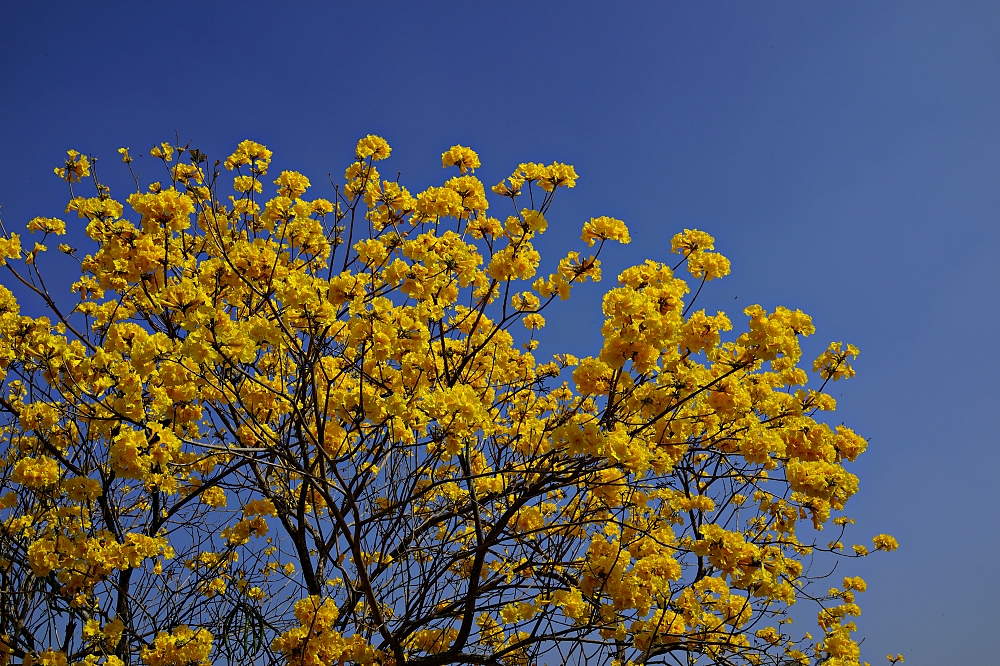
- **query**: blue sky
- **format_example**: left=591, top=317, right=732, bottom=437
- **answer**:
left=2, top=2, right=998, bottom=662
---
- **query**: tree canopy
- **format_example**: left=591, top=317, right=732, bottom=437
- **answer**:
left=0, top=136, right=897, bottom=666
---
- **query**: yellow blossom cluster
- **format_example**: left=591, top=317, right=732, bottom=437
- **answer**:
left=140, top=626, right=213, bottom=666
left=53, top=149, right=90, bottom=183
left=441, top=144, right=481, bottom=174
left=271, top=597, right=382, bottom=666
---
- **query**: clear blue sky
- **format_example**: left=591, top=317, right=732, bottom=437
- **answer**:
left=2, top=2, right=997, bottom=663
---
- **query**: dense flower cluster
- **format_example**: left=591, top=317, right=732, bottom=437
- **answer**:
left=0, top=136, right=896, bottom=666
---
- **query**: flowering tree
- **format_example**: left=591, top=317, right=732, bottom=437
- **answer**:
left=0, top=136, right=898, bottom=666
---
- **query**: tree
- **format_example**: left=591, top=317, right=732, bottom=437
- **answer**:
left=0, top=136, right=897, bottom=666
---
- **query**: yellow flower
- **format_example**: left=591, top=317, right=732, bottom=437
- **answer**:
left=872, top=534, right=899, bottom=551
left=12, top=456, right=60, bottom=489
left=224, top=139, right=273, bottom=174
left=441, top=144, right=481, bottom=174
left=413, top=186, right=464, bottom=221
left=170, top=163, right=204, bottom=185
left=686, top=250, right=731, bottom=280
left=274, top=170, right=311, bottom=198
left=522, top=313, right=545, bottom=330
left=199, top=485, right=227, bottom=508
left=26, top=217, right=66, bottom=236
left=843, top=576, right=867, bottom=592
left=492, top=175, right=524, bottom=197
left=54, top=149, right=90, bottom=182
left=511, top=291, right=540, bottom=311
left=670, top=228, right=716, bottom=256
left=149, top=142, right=175, bottom=161
left=540, top=162, right=578, bottom=191
left=355, top=134, right=391, bottom=161
left=24, top=648, right=68, bottom=666
left=243, top=499, right=278, bottom=517
left=814, top=341, right=860, bottom=381
left=233, top=175, right=262, bottom=194
left=581, top=216, right=631, bottom=247
left=551, top=587, right=589, bottom=622
left=140, top=626, right=213, bottom=666
left=0, top=233, right=21, bottom=264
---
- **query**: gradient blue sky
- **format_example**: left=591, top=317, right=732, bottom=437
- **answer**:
left=2, top=2, right=998, bottom=663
